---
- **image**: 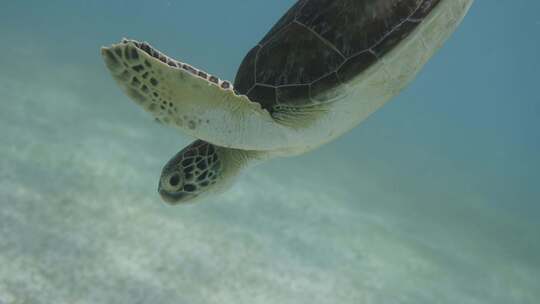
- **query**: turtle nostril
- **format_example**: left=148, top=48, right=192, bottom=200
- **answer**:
left=169, top=174, right=181, bottom=187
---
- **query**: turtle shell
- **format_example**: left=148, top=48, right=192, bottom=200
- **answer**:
left=234, top=0, right=441, bottom=112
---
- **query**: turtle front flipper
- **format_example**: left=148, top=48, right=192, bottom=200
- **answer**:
left=158, top=140, right=265, bottom=204
left=101, top=39, right=290, bottom=151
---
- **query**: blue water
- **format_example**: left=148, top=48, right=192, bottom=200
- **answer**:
left=0, top=1, right=539, bottom=303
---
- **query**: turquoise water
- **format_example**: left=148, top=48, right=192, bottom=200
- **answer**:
left=0, top=1, right=539, bottom=303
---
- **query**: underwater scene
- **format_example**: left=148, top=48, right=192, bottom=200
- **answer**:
left=0, top=0, right=539, bottom=303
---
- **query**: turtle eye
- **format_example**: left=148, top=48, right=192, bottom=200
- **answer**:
left=169, top=173, right=181, bottom=187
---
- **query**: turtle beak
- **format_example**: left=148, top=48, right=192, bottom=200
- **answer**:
left=157, top=184, right=197, bottom=205
left=158, top=189, right=179, bottom=204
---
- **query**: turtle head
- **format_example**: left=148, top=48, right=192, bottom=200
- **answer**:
left=158, top=140, right=239, bottom=204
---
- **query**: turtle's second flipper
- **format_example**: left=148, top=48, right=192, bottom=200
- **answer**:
left=101, top=39, right=290, bottom=151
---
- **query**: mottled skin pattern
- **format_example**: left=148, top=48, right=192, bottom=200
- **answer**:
left=102, top=0, right=473, bottom=204
left=158, top=140, right=222, bottom=203
left=235, top=0, right=441, bottom=111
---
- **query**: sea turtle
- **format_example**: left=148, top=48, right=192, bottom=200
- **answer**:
left=102, top=0, right=474, bottom=204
